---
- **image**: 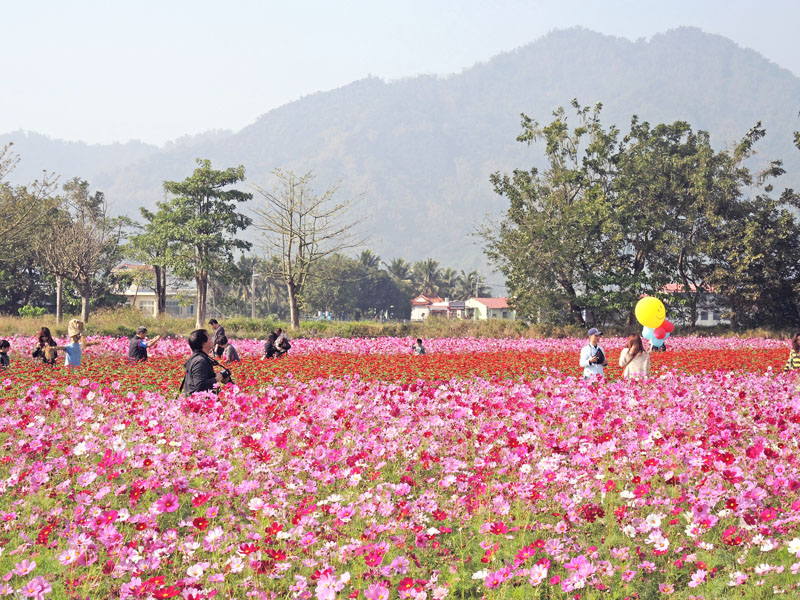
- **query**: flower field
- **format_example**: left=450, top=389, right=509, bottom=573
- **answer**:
left=1, top=336, right=799, bottom=599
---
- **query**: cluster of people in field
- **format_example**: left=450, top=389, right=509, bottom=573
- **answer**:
left=5, top=318, right=800, bottom=392
left=579, top=327, right=664, bottom=380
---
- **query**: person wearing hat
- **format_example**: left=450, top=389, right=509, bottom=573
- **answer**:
left=128, top=326, right=160, bottom=362
left=56, top=319, right=99, bottom=369
left=579, top=328, right=608, bottom=379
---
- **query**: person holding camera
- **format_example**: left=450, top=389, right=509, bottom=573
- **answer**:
left=579, top=327, right=608, bottom=379
left=181, top=329, right=231, bottom=395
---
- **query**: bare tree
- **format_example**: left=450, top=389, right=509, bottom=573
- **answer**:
left=251, top=169, right=364, bottom=329
left=49, top=179, right=125, bottom=323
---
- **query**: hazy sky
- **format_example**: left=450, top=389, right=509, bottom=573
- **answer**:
left=3, top=0, right=797, bottom=145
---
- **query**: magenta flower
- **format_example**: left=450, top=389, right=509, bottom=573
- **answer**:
left=155, top=492, right=180, bottom=513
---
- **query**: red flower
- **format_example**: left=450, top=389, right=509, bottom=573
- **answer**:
left=397, top=577, right=414, bottom=591
left=193, top=517, right=209, bottom=531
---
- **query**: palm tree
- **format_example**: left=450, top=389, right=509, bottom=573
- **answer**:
left=455, top=270, right=491, bottom=300
left=385, top=257, right=413, bottom=282
left=359, top=249, right=381, bottom=270
left=412, top=258, right=441, bottom=296
left=438, top=267, right=459, bottom=299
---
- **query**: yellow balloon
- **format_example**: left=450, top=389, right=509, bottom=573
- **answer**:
left=635, top=296, right=666, bottom=328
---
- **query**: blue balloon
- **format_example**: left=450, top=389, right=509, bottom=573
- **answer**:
left=651, top=337, right=665, bottom=347
left=642, top=326, right=655, bottom=339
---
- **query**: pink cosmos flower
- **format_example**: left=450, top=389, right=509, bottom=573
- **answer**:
left=12, top=560, right=36, bottom=577
left=528, top=563, right=548, bottom=586
left=155, top=492, right=179, bottom=513
left=18, top=576, right=51, bottom=599
left=364, top=583, right=390, bottom=600
left=688, top=569, right=706, bottom=588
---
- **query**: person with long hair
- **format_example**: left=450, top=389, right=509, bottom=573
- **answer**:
left=32, top=326, right=58, bottom=365
left=784, top=333, right=800, bottom=371
left=619, top=333, right=650, bottom=378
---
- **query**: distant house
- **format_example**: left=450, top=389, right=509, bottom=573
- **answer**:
left=410, top=295, right=468, bottom=321
left=662, top=283, right=729, bottom=326
left=113, top=262, right=217, bottom=319
left=465, top=297, right=516, bottom=321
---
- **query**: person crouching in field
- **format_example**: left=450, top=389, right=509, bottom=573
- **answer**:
left=218, top=335, right=240, bottom=363
left=32, top=327, right=58, bottom=365
left=785, top=332, right=800, bottom=371
left=56, top=319, right=99, bottom=370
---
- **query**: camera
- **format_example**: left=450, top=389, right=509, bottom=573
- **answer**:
left=220, top=368, right=233, bottom=384
left=594, top=349, right=606, bottom=364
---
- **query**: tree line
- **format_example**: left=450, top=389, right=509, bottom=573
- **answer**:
left=481, top=100, right=800, bottom=329
left=0, top=149, right=491, bottom=328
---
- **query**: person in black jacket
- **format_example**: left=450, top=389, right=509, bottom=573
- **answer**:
left=182, top=329, right=225, bottom=395
left=209, top=319, right=225, bottom=358
left=128, top=326, right=160, bottom=362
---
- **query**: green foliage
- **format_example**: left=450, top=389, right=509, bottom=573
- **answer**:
left=160, top=159, right=253, bottom=325
left=16, top=304, right=45, bottom=318
left=484, top=102, right=800, bottom=328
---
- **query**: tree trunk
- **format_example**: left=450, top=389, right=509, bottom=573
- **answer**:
left=55, top=275, right=63, bottom=324
left=196, top=272, right=208, bottom=329
left=154, top=266, right=166, bottom=317
left=287, top=281, right=300, bottom=329
left=80, top=292, right=90, bottom=323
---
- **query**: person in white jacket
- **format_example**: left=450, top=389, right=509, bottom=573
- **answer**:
left=619, top=334, right=651, bottom=378
left=579, top=328, right=608, bottom=378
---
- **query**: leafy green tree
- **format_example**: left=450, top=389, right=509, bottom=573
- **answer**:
left=126, top=207, right=179, bottom=317
left=302, top=253, right=362, bottom=318
left=161, top=159, right=253, bottom=328
left=481, top=101, right=610, bottom=324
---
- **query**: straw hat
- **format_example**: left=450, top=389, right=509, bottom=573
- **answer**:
left=67, top=319, right=84, bottom=338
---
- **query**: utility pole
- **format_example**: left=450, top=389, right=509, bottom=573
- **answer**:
left=251, top=263, right=262, bottom=319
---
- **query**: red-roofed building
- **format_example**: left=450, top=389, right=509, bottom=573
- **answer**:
left=411, top=294, right=444, bottom=321
left=410, top=295, right=469, bottom=321
left=465, top=297, right=516, bottom=320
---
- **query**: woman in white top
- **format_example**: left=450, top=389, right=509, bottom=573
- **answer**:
left=619, top=334, right=650, bottom=378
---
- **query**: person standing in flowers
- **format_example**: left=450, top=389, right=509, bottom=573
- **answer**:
left=619, top=333, right=650, bottom=378
left=209, top=319, right=226, bottom=358
left=784, top=332, right=800, bottom=371
left=128, top=326, right=160, bottom=362
left=579, top=327, right=607, bottom=378
left=32, top=326, right=58, bottom=365
left=182, top=329, right=227, bottom=394
left=56, top=319, right=99, bottom=370
left=0, top=340, right=10, bottom=369
left=412, top=338, right=426, bottom=355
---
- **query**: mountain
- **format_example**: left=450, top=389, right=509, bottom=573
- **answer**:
left=3, top=27, right=799, bottom=273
